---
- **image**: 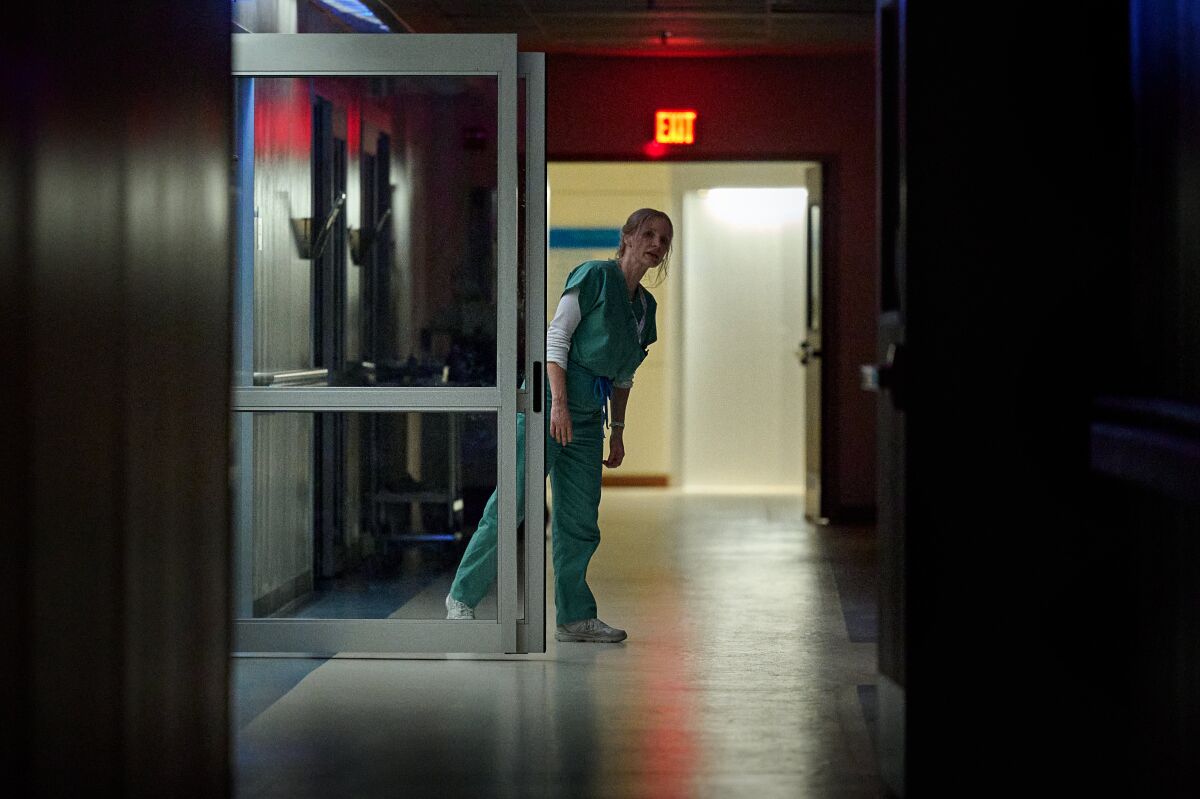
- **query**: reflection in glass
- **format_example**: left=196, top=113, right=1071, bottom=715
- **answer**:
left=234, top=75, right=500, bottom=390
left=233, top=411, right=498, bottom=621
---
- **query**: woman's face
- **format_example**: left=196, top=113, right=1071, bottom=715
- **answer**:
left=624, top=216, right=673, bottom=268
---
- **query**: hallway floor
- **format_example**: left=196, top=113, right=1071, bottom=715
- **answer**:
left=234, top=490, right=880, bottom=798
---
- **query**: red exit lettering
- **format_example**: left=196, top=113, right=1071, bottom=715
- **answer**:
left=655, top=110, right=697, bottom=145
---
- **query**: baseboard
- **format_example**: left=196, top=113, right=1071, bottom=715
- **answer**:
left=601, top=474, right=670, bottom=487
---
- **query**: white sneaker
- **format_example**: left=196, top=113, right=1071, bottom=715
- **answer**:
left=555, top=618, right=627, bottom=643
left=445, top=594, right=475, bottom=620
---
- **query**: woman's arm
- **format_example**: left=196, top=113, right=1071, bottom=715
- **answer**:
left=545, top=290, right=580, bottom=370
left=603, top=386, right=631, bottom=468
left=546, top=290, right=580, bottom=446
left=547, top=361, right=572, bottom=445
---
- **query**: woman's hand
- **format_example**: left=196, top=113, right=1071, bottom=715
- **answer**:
left=603, top=429, right=625, bottom=468
left=550, top=403, right=573, bottom=445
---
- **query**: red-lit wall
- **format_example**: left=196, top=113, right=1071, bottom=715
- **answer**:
left=547, top=54, right=877, bottom=516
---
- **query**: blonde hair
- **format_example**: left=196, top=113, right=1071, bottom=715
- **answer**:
left=615, top=208, right=674, bottom=288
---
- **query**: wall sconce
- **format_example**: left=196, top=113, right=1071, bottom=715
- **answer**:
left=290, top=191, right=346, bottom=260
left=349, top=206, right=393, bottom=265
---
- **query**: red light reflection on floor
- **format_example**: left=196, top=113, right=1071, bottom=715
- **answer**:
left=634, top=596, right=698, bottom=797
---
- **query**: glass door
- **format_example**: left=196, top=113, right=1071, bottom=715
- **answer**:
left=231, top=34, right=544, bottom=654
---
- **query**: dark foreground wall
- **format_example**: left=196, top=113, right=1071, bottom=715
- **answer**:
left=881, top=0, right=1200, bottom=794
left=547, top=53, right=878, bottom=519
left=1, top=3, right=232, bottom=794
left=1085, top=0, right=1200, bottom=793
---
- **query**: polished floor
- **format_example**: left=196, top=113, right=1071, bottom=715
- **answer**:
left=233, top=490, right=881, bottom=798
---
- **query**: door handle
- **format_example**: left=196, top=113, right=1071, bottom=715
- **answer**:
left=860, top=364, right=883, bottom=391
left=795, top=341, right=821, bottom=366
left=532, top=362, right=542, bottom=413
left=861, top=343, right=899, bottom=391
left=861, top=343, right=906, bottom=408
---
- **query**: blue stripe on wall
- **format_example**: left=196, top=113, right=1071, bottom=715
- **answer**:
left=549, top=227, right=621, bottom=249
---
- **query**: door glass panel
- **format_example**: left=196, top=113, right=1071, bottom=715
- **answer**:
left=233, top=411, right=499, bottom=621
left=240, top=75, right=499, bottom=390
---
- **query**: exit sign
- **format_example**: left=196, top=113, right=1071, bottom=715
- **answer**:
left=655, top=110, right=697, bottom=145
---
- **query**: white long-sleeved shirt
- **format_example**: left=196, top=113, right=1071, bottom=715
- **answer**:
left=546, top=288, right=644, bottom=389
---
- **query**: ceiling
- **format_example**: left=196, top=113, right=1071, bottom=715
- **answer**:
left=362, top=0, right=876, bottom=56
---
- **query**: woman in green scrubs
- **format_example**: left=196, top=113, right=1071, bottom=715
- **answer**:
left=446, top=208, right=674, bottom=643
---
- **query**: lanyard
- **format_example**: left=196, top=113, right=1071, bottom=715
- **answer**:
left=592, top=376, right=614, bottom=428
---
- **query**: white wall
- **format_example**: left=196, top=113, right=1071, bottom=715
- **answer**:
left=680, top=188, right=808, bottom=490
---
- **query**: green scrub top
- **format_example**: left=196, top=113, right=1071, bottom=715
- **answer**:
left=560, top=259, right=658, bottom=413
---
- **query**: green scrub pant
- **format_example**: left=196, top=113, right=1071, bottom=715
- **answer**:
left=448, top=395, right=605, bottom=626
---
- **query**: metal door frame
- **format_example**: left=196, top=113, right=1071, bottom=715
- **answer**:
left=231, top=34, right=544, bottom=655
left=518, top=52, right=546, bottom=654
